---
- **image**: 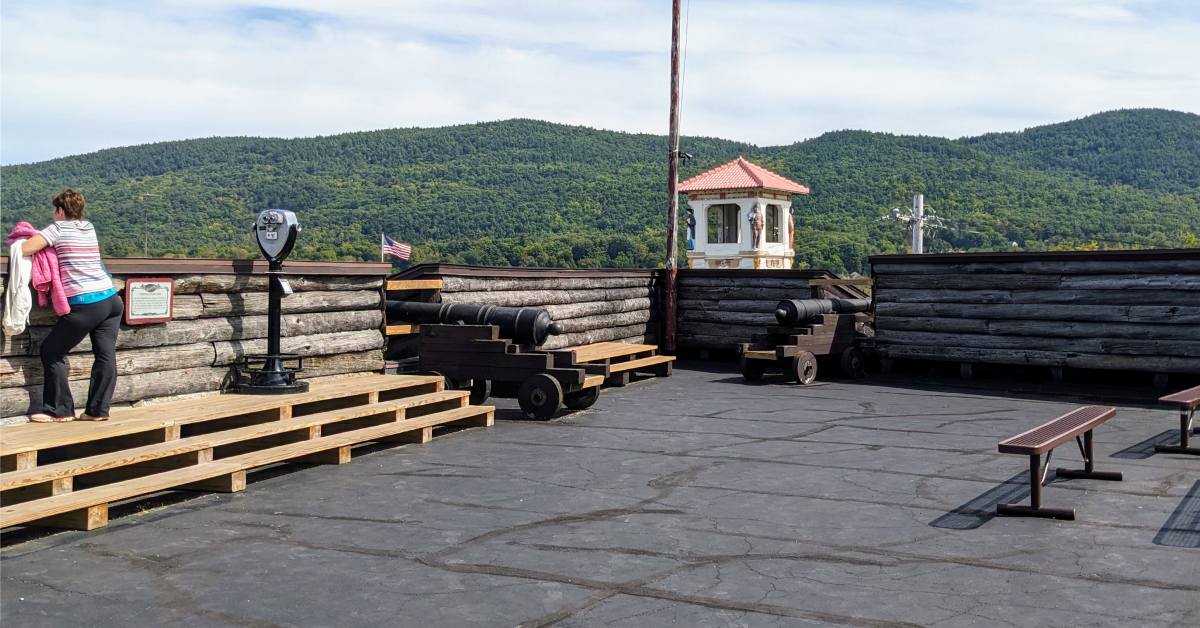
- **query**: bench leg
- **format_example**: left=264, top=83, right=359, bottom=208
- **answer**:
left=1155, top=409, right=1200, bottom=456
left=998, top=453, right=1075, bottom=520
left=1056, top=430, right=1123, bottom=481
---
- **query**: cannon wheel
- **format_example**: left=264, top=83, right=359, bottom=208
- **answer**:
left=563, top=386, right=600, bottom=410
left=790, top=351, right=818, bottom=385
left=840, top=347, right=865, bottom=379
left=518, top=374, right=564, bottom=420
left=468, top=379, right=492, bottom=405
left=740, top=355, right=766, bottom=381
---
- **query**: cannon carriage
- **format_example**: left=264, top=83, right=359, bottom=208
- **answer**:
left=738, top=298, right=872, bottom=384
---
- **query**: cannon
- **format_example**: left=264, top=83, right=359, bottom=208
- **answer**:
left=774, top=298, right=871, bottom=327
left=739, top=297, right=872, bottom=384
left=386, top=301, right=564, bottom=347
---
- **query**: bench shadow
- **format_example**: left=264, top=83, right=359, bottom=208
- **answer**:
left=929, top=471, right=1030, bottom=530
left=1153, top=481, right=1200, bottom=549
left=1110, top=430, right=1179, bottom=459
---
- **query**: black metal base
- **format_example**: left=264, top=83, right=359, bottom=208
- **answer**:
left=1154, top=444, right=1200, bottom=456
left=232, top=380, right=310, bottom=395
left=1055, top=469, right=1124, bottom=481
left=997, top=504, right=1075, bottom=520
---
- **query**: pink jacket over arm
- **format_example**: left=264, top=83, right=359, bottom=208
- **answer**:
left=6, top=222, right=71, bottom=316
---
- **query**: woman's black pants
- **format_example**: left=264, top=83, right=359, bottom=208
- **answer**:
left=39, top=294, right=124, bottom=417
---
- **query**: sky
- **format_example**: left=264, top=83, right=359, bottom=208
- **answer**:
left=2, top=0, right=1198, bottom=165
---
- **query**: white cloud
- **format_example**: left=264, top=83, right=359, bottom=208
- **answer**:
left=1, top=0, right=1197, bottom=164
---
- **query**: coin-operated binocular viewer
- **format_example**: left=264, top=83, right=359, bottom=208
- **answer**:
left=232, top=209, right=309, bottom=394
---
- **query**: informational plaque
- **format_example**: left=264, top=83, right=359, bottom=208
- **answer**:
left=123, top=278, right=175, bottom=325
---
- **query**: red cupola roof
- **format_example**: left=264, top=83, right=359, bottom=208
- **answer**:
left=679, top=156, right=810, bottom=195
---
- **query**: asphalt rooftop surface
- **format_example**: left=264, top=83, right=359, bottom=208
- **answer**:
left=2, top=361, right=1199, bottom=627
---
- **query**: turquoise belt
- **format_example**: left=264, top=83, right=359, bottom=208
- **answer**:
left=67, top=287, right=117, bottom=306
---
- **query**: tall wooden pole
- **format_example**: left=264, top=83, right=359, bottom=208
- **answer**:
left=663, top=0, right=682, bottom=353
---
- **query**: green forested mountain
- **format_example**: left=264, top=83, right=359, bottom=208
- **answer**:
left=2, top=109, right=1198, bottom=274
left=962, top=109, right=1200, bottom=197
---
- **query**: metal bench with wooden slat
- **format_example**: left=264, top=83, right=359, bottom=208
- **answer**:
left=996, top=406, right=1123, bottom=520
left=1156, top=385, right=1200, bottom=456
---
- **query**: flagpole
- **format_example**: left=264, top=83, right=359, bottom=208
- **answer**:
left=380, top=233, right=385, bottom=264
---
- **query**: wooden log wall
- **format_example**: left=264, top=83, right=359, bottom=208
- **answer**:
left=676, top=269, right=867, bottom=350
left=870, top=250, right=1200, bottom=374
left=1, top=258, right=389, bottom=421
left=390, top=265, right=659, bottom=350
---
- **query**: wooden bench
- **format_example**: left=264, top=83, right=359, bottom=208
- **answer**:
left=564, top=342, right=675, bottom=387
left=1156, top=385, right=1200, bottom=456
left=996, top=406, right=1123, bottom=520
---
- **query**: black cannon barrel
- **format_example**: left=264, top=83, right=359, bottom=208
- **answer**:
left=387, top=301, right=564, bottom=346
left=774, top=298, right=871, bottom=326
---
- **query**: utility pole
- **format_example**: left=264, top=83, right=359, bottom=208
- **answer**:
left=663, top=0, right=682, bottom=353
left=892, top=194, right=931, bottom=254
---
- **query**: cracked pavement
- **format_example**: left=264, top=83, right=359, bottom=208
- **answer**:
left=2, top=361, right=1198, bottom=627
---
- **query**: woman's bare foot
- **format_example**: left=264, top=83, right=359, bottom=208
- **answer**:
left=30, top=413, right=74, bottom=423
left=79, top=414, right=110, bottom=421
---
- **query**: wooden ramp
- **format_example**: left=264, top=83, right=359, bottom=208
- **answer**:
left=0, top=374, right=493, bottom=531
left=557, top=342, right=675, bottom=387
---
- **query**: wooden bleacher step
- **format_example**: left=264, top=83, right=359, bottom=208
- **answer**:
left=0, top=374, right=496, bottom=531
left=1, top=462, right=244, bottom=530
left=0, top=390, right=468, bottom=494
left=0, top=374, right=445, bottom=470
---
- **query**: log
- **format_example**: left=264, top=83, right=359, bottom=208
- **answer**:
left=439, top=287, right=654, bottom=307
left=541, top=323, right=657, bottom=350
left=297, top=350, right=385, bottom=378
left=875, top=330, right=1200, bottom=358
left=679, top=287, right=815, bottom=301
left=1, top=366, right=232, bottom=417
left=0, top=349, right=385, bottom=417
left=555, top=310, right=652, bottom=334
left=198, top=290, right=380, bottom=317
left=676, top=321, right=764, bottom=339
left=678, top=299, right=779, bottom=313
left=679, top=310, right=776, bottom=326
left=22, top=295, right=205, bottom=326
left=874, top=273, right=1200, bottom=291
left=873, top=343, right=1200, bottom=374
left=0, top=343, right=217, bottom=388
left=440, top=276, right=654, bottom=292
left=4, top=310, right=383, bottom=357
left=870, top=259, right=1200, bottom=276
left=543, top=298, right=652, bottom=320
left=678, top=333, right=744, bottom=350
left=172, top=274, right=383, bottom=294
left=678, top=277, right=824, bottom=289
left=875, top=316, right=1200, bottom=341
left=878, top=288, right=1187, bottom=306
left=875, top=302, right=1200, bottom=324
left=212, top=329, right=384, bottom=365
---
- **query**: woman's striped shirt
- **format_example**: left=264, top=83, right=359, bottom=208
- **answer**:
left=38, top=220, right=114, bottom=298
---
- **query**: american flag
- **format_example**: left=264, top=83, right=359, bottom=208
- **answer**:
left=382, top=235, right=412, bottom=261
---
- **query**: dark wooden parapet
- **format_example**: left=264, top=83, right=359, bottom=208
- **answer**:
left=869, top=248, right=1200, bottom=375
left=1, top=258, right=390, bottom=422
left=676, top=269, right=869, bottom=351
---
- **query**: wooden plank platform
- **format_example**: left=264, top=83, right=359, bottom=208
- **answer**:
left=570, top=342, right=659, bottom=364
left=0, top=374, right=494, bottom=531
left=566, top=342, right=675, bottom=387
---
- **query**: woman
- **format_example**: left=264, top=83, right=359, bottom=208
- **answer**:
left=20, top=189, right=122, bottom=423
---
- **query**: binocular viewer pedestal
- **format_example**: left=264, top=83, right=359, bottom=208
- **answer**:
left=232, top=209, right=309, bottom=395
